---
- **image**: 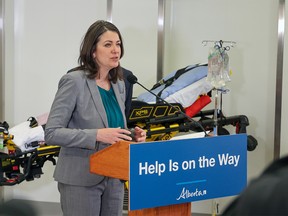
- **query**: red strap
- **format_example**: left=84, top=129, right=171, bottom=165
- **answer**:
left=185, top=95, right=211, bottom=117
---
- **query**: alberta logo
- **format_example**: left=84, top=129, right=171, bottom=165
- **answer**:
left=176, top=187, right=207, bottom=200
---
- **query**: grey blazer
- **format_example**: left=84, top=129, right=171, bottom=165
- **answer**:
left=44, top=70, right=127, bottom=186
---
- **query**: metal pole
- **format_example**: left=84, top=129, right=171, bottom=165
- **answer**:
left=213, top=90, right=219, bottom=136
left=157, top=0, right=165, bottom=81
left=107, top=0, right=113, bottom=22
left=0, top=0, right=4, bottom=204
left=274, top=0, right=285, bottom=159
left=0, top=0, right=3, bottom=121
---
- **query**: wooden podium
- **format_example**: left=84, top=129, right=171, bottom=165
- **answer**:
left=90, top=140, right=191, bottom=216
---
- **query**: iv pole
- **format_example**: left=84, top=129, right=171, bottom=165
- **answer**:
left=202, top=40, right=236, bottom=136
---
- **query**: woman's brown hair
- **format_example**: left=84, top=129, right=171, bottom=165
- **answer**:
left=78, top=20, right=124, bottom=82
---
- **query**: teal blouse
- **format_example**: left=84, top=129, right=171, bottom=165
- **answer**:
left=98, top=86, right=125, bottom=129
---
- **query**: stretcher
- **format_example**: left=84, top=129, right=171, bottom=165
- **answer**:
left=0, top=105, right=257, bottom=186
left=0, top=120, right=60, bottom=186
left=127, top=99, right=257, bottom=149
left=0, top=64, right=258, bottom=186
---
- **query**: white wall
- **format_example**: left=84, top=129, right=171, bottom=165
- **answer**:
left=165, top=0, right=279, bottom=175
left=163, top=0, right=281, bottom=213
left=2, top=0, right=288, bottom=214
left=3, top=0, right=159, bottom=204
left=113, top=0, right=159, bottom=96
left=4, top=0, right=108, bottom=203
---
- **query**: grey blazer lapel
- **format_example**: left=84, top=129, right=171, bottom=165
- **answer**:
left=86, top=78, right=109, bottom=128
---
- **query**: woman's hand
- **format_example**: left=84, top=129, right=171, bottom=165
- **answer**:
left=97, top=128, right=132, bottom=144
left=133, top=126, right=146, bottom=142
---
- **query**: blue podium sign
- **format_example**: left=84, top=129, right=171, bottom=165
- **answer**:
left=129, top=134, right=247, bottom=211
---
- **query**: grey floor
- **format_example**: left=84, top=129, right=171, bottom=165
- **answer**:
left=0, top=200, right=62, bottom=216
left=1, top=200, right=210, bottom=216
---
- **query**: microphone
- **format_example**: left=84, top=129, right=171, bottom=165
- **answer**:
left=126, top=74, right=209, bottom=137
left=126, top=74, right=138, bottom=85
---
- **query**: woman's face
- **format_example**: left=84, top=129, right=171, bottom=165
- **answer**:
left=93, top=30, right=121, bottom=72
